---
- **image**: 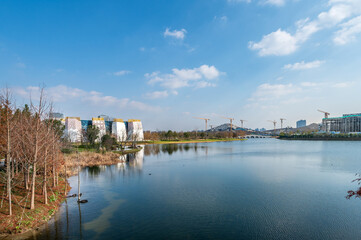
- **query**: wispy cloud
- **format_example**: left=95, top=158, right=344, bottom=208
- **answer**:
left=164, top=28, right=187, bottom=40
left=334, top=15, right=361, bottom=45
left=144, top=90, right=169, bottom=99
left=263, top=0, right=285, bottom=6
left=284, top=60, right=324, bottom=70
left=12, top=85, right=161, bottom=112
left=113, top=70, right=131, bottom=76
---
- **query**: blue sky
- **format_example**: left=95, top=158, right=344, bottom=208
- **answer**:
left=2, top=0, right=361, bottom=130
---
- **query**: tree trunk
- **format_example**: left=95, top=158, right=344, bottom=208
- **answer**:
left=7, top=116, right=12, bottom=215
left=27, top=168, right=30, bottom=186
left=24, top=167, right=28, bottom=190
left=64, top=164, right=67, bottom=195
left=53, top=163, right=56, bottom=188
left=30, top=162, right=37, bottom=210
left=43, top=159, right=48, bottom=205
left=6, top=154, right=12, bottom=215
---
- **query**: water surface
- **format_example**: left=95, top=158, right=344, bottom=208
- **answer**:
left=28, top=139, right=361, bottom=239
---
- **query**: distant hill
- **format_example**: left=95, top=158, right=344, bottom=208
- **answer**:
left=263, top=123, right=320, bottom=134
left=207, top=123, right=240, bottom=132
left=295, top=123, right=320, bottom=132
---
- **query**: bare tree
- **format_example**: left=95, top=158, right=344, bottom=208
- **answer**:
left=0, top=87, right=16, bottom=215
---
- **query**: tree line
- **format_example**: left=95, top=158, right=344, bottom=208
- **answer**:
left=144, top=129, right=244, bottom=141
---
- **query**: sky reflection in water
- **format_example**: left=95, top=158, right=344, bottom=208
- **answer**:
left=28, top=139, right=361, bottom=240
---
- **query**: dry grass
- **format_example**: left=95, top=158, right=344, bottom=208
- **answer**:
left=64, top=151, right=125, bottom=173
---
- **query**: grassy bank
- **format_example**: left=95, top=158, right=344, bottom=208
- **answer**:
left=0, top=174, right=70, bottom=235
left=143, top=138, right=245, bottom=145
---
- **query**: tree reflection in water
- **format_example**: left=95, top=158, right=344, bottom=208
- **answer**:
left=144, top=143, right=207, bottom=156
left=87, top=166, right=101, bottom=177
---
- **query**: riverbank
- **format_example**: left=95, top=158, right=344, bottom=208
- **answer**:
left=143, top=138, right=246, bottom=145
left=0, top=148, right=142, bottom=237
left=0, top=175, right=70, bottom=237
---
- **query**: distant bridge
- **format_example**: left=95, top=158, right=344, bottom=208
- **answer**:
left=244, top=135, right=270, bottom=139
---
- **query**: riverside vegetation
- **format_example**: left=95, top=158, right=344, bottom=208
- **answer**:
left=0, top=87, right=140, bottom=236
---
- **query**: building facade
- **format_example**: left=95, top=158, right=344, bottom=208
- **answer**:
left=65, top=117, right=82, bottom=142
left=322, top=113, right=361, bottom=133
left=92, top=117, right=106, bottom=141
left=112, top=119, right=127, bottom=142
left=127, top=119, right=144, bottom=141
left=296, top=120, right=306, bottom=128
left=63, top=116, right=144, bottom=142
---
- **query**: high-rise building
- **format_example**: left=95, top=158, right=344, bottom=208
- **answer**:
left=296, top=120, right=306, bottom=128
left=322, top=113, right=361, bottom=133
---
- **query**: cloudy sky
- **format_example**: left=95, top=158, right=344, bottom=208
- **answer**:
left=1, top=0, right=361, bottom=130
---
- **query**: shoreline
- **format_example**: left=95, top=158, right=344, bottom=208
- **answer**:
left=0, top=178, right=71, bottom=239
left=143, top=138, right=246, bottom=145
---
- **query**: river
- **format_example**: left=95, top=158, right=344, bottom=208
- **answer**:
left=26, top=139, right=361, bottom=239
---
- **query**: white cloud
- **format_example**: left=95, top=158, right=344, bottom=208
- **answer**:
left=113, top=70, right=131, bottom=76
left=249, top=0, right=361, bottom=56
left=164, top=28, right=187, bottom=40
left=144, top=91, right=169, bottom=99
left=145, top=65, right=221, bottom=90
left=249, top=29, right=298, bottom=56
left=284, top=60, right=324, bottom=70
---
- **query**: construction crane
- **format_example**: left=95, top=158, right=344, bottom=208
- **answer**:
left=280, top=118, right=286, bottom=129
left=221, top=116, right=234, bottom=132
left=240, top=119, right=247, bottom=129
left=268, top=120, right=277, bottom=132
left=194, top=117, right=210, bottom=132
left=317, top=109, right=330, bottom=118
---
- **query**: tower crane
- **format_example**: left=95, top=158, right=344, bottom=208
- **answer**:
left=280, top=118, right=286, bottom=129
left=221, top=116, right=234, bottom=132
left=240, top=119, right=247, bottom=129
left=317, top=110, right=330, bottom=118
left=193, top=117, right=210, bottom=132
left=268, top=120, right=277, bottom=132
